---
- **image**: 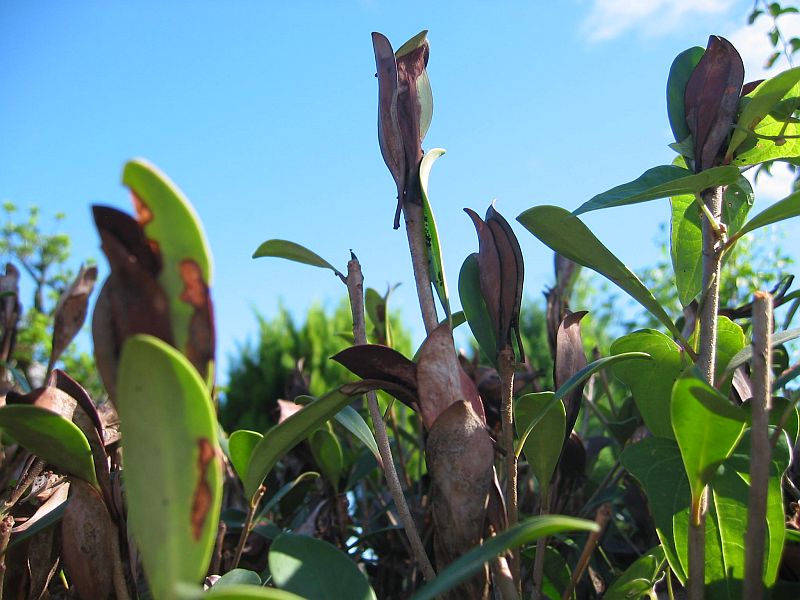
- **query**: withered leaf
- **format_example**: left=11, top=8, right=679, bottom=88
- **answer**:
left=416, top=325, right=464, bottom=429
left=332, top=344, right=417, bottom=391
left=395, top=34, right=429, bottom=204
left=0, top=262, right=20, bottom=363
left=465, top=208, right=502, bottom=348
left=555, top=311, right=589, bottom=441
left=92, top=205, right=162, bottom=276
left=49, top=264, right=98, bottom=370
left=685, top=36, right=744, bottom=171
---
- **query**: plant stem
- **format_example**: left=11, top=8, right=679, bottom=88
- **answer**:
left=743, top=291, right=773, bottom=599
left=690, top=185, right=724, bottom=600
left=499, top=345, right=519, bottom=588
left=0, top=515, right=13, bottom=600
left=345, top=256, right=436, bottom=582
left=402, top=201, right=439, bottom=334
left=562, top=503, right=612, bottom=600
left=232, top=484, right=266, bottom=570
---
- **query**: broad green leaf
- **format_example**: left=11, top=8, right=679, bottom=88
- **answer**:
left=514, top=392, right=565, bottom=498
left=205, top=585, right=304, bottom=600
left=604, top=546, right=665, bottom=600
left=731, top=113, right=800, bottom=166
left=516, top=352, right=650, bottom=455
left=0, top=405, right=97, bottom=488
left=517, top=206, right=683, bottom=341
left=573, top=165, right=739, bottom=215
left=117, top=335, right=222, bottom=600
left=334, top=405, right=382, bottom=467
left=667, top=47, right=705, bottom=144
left=213, top=569, right=262, bottom=587
left=419, top=148, right=450, bottom=320
left=686, top=317, right=746, bottom=391
left=122, top=160, right=213, bottom=361
left=458, top=253, right=497, bottom=367
left=269, top=532, right=377, bottom=600
left=611, top=329, right=689, bottom=439
left=727, top=67, right=800, bottom=159
left=309, top=427, right=343, bottom=488
left=671, top=376, right=746, bottom=502
left=725, top=328, right=800, bottom=375
left=732, top=189, right=800, bottom=241
left=228, top=430, right=263, bottom=483
left=410, top=516, right=599, bottom=600
left=252, top=239, right=343, bottom=278
left=243, top=389, right=353, bottom=499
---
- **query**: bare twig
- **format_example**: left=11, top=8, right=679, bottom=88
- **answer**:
left=562, top=503, right=612, bottom=600
left=345, top=255, right=436, bottom=582
left=402, top=202, right=439, bottom=334
left=231, top=484, right=265, bottom=570
left=210, top=520, right=227, bottom=575
left=499, top=345, right=519, bottom=587
left=0, top=515, right=13, bottom=600
left=743, top=291, right=773, bottom=599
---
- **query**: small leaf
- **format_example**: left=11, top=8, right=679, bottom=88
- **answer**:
left=309, top=427, right=343, bottom=488
left=0, top=405, right=97, bottom=487
left=116, top=334, right=222, bottom=599
left=671, top=376, right=746, bottom=503
left=243, top=389, right=354, bottom=499
left=732, top=189, right=800, bottom=241
left=334, top=405, right=382, bottom=468
left=573, top=165, right=739, bottom=215
left=269, top=532, right=377, bottom=600
left=252, top=240, right=343, bottom=278
left=50, top=264, right=98, bottom=368
left=458, top=253, right=498, bottom=367
left=604, top=546, right=665, bottom=600
left=410, top=516, right=599, bottom=600
left=667, top=47, right=706, bottom=144
left=517, top=206, right=684, bottom=341
left=727, top=66, right=800, bottom=159
left=205, top=585, right=304, bottom=600
left=212, top=569, right=262, bottom=587
left=419, top=148, right=451, bottom=320
left=228, top=430, right=263, bottom=483
left=515, top=392, right=565, bottom=498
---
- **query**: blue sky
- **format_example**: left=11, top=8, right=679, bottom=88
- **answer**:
left=1, top=1, right=798, bottom=383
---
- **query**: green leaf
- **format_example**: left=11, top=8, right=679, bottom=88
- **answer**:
left=243, top=389, right=353, bottom=499
left=410, top=516, right=599, bottom=600
left=667, top=47, right=705, bottom=144
left=334, top=405, right=382, bottom=467
left=724, top=329, right=800, bottom=375
left=671, top=376, right=746, bottom=502
left=514, top=392, right=565, bottom=498
left=733, top=189, right=800, bottom=241
left=611, top=329, right=690, bottom=439
left=213, top=569, right=262, bottom=587
left=458, top=253, right=498, bottom=368
left=574, top=165, right=740, bottom=215
left=309, top=427, right=343, bottom=488
left=516, top=352, right=650, bottom=455
left=0, top=405, right=97, bottom=488
left=252, top=239, right=343, bottom=278
left=122, top=160, right=213, bottom=361
left=205, top=585, right=304, bottom=600
left=257, top=471, right=320, bottom=520
left=419, top=148, right=450, bottom=320
left=517, top=206, right=684, bottom=341
left=116, top=334, right=222, bottom=599
left=604, top=546, right=665, bottom=600
left=731, top=112, right=800, bottom=166
left=705, top=317, right=746, bottom=392
left=228, top=430, right=263, bottom=483
left=269, top=532, right=377, bottom=600
left=727, top=67, right=800, bottom=159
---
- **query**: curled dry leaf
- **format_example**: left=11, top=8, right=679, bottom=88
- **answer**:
left=417, top=324, right=470, bottom=429
left=554, top=311, right=589, bottom=441
left=332, top=344, right=418, bottom=407
left=684, top=36, right=744, bottom=171
left=49, top=264, right=98, bottom=369
left=426, top=400, right=494, bottom=600
left=0, top=262, right=21, bottom=364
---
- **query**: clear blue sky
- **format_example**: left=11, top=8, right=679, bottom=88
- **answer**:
left=1, top=1, right=798, bottom=383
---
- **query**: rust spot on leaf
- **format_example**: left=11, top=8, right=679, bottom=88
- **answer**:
left=179, top=259, right=215, bottom=379
left=132, top=192, right=154, bottom=226
left=191, top=438, right=215, bottom=540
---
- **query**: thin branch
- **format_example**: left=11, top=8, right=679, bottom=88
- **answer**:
left=345, top=255, right=436, bottom=582
left=743, top=291, right=773, bottom=599
left=562, top=503, right=612, bottom=600
left=401, top=202, right=439, bottom=334
left=499, top=345, right=519, bottom=588
left=0, top=515, right=12, bottom=600
left=231, top=484, right=266, bottom=570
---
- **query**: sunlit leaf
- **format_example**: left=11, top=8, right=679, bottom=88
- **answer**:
left=458, top=253, right=498, bottom=367
left=515, top=392, right=565, bottom=498
left=309, top=427, right=343, bottom=488
left=228, top=430, right=263, bottom=483
left=334, top=405, right=382, bottom=467
left=732, top=189, right=800, bottom=241
left=731, top=113, right=800, bottom=166
left=252, top=239, right=343, bottom=278
left=667, top=47, right=705, bottom=144
left=604, top=546, right=665, bottom=600
left=419, top=148, right=450, bottom=320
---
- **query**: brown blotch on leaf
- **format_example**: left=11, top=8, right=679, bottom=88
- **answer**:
left=179, top=259, right=216, bottom=380
left=191, top=437, right=215, bottom=541
left=132, top=191, right=154, bottom=226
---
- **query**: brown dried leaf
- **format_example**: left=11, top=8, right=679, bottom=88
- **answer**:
left=685, top=36, right=744, bottom=171
left=416, top=325, right=463, bottom=429
left=49, top=264, right=98, bottom=368
left=555, top=311, right=589, bottom=440
left=12, top=481, right=69, bottom=535
left=465, top=208, right=502, bottom=347
left=426, top=400, right=493, bottom=600
left=0, top=263, right=21, bottom=363
left=332, top=344, right=417, bottom=391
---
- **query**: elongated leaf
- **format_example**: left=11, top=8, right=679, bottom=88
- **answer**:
left=727, top=66, right=800, bottom=159
left=419, top=148, right=450, bottom=319
left=517, top=206, right=683, bottom=340
left=269, top=532, right=377, bottom=600
left=516, top=352, right=650, bottom=453
left=671, top=376, right=746, bottom=502
left=252, top=240, right=343, bottom=278
left=667, top=47, right=705, bottom=144
left=258, top=471, right=320, bottom=519
left=515, top=392, right=565, bottom=498
left=458, top=253, right=497, bottom=367
left=604, top=546, right=665, bottom=600
left=309, top=427, right=343, bottom=488
left=243, top=389, right=353, bottom=499
left=228, top=430, right=263, bottom=483
left=733, top=190, right=800, bottom=240
left=334, top=405, right=382, bottom=467
left=574, top=165, right=739, bottom=215
left=410, top=516, right=599, bottom=600
left=611, top=329, right=689, bottom=439
left=0, top=405, right=97, bottom=487
left=116, top=335, right=222, bottom=599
